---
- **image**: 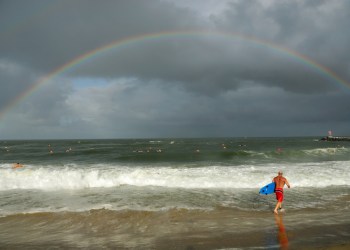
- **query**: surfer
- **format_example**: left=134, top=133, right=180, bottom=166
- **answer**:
left=12, top=163, right=23, bottom=169
left=273, top=171, right=290, bottom=214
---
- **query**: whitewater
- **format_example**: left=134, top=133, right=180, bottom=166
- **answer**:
left=0, top=160, right=349, bottom=191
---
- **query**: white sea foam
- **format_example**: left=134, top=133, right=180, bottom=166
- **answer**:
left=0, top=161, right=349, bottom=191
left=303, top=147, right=349, bottom=156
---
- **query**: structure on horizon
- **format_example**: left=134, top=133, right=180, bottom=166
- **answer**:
left=320, top=130, right=350, bottom=141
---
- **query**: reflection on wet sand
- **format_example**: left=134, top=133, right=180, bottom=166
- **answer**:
left=275, top=214, right=288, bottom=249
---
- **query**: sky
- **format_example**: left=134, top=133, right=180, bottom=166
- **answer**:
left=0, top=0, right=350, bottom=139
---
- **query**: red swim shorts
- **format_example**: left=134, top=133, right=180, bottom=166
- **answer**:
left=275, top=188, right=284, bottom=202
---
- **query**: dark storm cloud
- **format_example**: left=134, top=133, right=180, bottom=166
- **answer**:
left=0, top=0, right=200, bottom=71
left=0, top=60, right=38, bottom=108
left=1, top=0, right=349, bottom=95
left=213, top=0, right=350, bottom=80
left=16, top=80, right=350, bottom=138
left=74, top=37, right=339, bottom=94
left=0, top=0, right=350, bottom=139
left=0, top=76, right=75, bottom=139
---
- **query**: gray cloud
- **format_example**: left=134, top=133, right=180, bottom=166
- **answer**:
left=2, top=78, right=349, bottom=139
left=1, top=0, right=349, bottom=92
left=213, top=0, right=350, bottom=79
left=0, top=0, right=349, bottom=139
left=0, top=60, right=39, bottom=109
left=0, top=0, right=200, bottom=71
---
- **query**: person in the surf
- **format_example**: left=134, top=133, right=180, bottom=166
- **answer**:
left=273, top=171, right=290, bottom=214
left=12, top=163, right=23, bottom=169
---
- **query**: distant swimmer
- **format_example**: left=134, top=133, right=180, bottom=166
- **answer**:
left=48, top=144, right=54, bottom=154
left=12, top=163, right=23, bottom=169
left=273, top=171, right=290, bottom=214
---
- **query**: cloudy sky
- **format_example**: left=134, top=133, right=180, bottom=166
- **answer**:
left=1, top=0, right=350, bottom=139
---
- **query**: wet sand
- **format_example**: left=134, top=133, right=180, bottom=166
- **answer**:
left=155, top=223, right=350, bottom=250
left=0, top=208, right=349, bottom=249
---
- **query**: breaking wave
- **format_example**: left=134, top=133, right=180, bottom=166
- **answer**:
left=1, top=161, right=349, bottom=191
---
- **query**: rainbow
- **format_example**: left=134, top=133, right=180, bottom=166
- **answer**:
left=1, top=30, right=349, bottom=119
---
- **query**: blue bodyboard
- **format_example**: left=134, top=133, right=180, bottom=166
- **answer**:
left=259, top=182, right=275, bottom=195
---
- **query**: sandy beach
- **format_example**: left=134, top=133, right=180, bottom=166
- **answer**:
left=0, top=207, right=349, bottom=249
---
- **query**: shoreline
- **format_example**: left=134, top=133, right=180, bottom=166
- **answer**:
left=0, top=208, right=349, bottom=249
left=0, top=220, right=349, bottom=249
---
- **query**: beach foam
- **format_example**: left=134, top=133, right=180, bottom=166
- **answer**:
left=1, top=161, right=349, bottom=190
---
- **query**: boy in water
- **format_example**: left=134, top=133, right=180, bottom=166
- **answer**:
left=12, top=163, right=23, bottom=169
left=273, top=171, right=290, bottom=214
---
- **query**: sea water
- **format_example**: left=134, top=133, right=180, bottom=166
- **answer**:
left=0, top=138, right=349, bottom=248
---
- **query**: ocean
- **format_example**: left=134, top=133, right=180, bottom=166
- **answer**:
left=0, top=137, right=349, bottom=249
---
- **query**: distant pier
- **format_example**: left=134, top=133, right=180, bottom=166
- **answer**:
left=320, top=136, right=350, bottom=141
